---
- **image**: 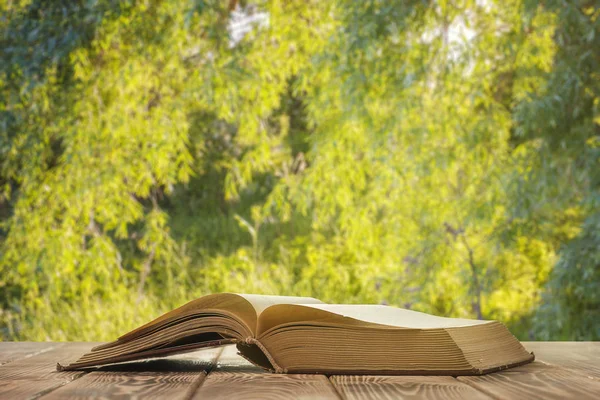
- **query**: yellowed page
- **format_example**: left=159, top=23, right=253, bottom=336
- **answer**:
left=118, top=293, right=256, bottom=342
left=257, top=304, right=491, bottom=337
left=236, top=294, right=323, bottom=316
left=119, top=293, right=322, bottom=343
left=304, top=305, right=490, bottom=328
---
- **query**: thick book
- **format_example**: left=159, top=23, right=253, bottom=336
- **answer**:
left=57, top=293, right=534, bottom=375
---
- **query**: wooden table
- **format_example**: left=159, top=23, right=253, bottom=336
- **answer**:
left=0, top=342, right=598, bottom=399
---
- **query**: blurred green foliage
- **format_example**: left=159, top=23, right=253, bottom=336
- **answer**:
left=0, top=0, right=598, bottom=341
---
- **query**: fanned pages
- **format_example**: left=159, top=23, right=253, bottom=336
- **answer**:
left=58, top=293, right=534, bottom=375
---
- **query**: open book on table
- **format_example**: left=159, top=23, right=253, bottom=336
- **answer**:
left=58, top=293, right=534, bottom=375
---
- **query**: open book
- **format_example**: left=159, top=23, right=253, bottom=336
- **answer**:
left=58, top=293, right=534, bottom=375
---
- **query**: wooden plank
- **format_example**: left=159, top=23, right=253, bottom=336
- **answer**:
left=41, top=347, right=222, bottom=400
left=523, top=342, right=600, bottom=377
left=1, top=342, right=597, bottom=399
left=192, top=373, right=340, bottom=400
left=193, top=345, right=339, bottom=400
left=331, top=375, right=492, bottom=400
left=458, top=361, right=600, bottom=400
left=0, top=342, right=98, bottom=399
left=0, top=342, right=57, bottom=366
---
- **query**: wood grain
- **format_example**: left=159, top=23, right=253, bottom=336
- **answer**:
left=458, top=361, right=600, bottom=400
left=39, top=346, right=222, bottom=400
left=330, top=375, right=491, bottom=400
left=0, top=342, right=97, bottom=399
left=193, top=372, right=340, bottom=400
left=40, top=371, right=204, bottom=400
left=0, top=342, right=57, bottom=365
left=523, top=341, right=600, bottom=377
left=192, top=344, right=339, bottom=399
left=0, top=342, right=597, bottom=399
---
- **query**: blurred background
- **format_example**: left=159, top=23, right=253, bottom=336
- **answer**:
left=0, top=0, right=598, bottom=342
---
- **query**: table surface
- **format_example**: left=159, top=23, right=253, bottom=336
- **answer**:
left=0, top=341, right=598, bottom=399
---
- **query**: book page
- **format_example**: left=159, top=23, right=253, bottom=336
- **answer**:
left=236, top=294, right=323, bottom=316
left=257, top=304, right=491, bottom=337
left=119, top=293, right=257, bottom=341
left=305, top=305, right=490, bottom=328
left=119, top=293, right=322, bottom=342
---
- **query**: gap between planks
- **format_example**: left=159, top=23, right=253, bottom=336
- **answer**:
left=3, top=342, right=598, bottom=399
left=191, top=344, right=343, bottom=400
left=196, top=345, right=492, bottom=400
left=183, top=346, right=224, bottom=400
